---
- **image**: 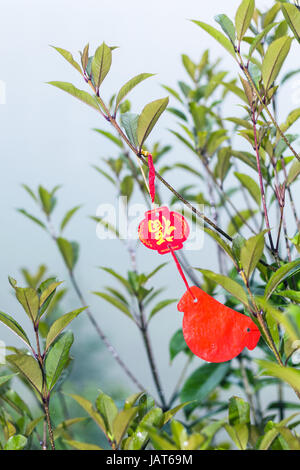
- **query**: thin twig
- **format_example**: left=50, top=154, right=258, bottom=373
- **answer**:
left=69, top=270, right=145, bottom=392
left=138, top=300, right=167, bottom=410
left=45, top=215, right=146, bottom=393
left=239, top=357, right=258, bottom=426
left=237, top=51, right=300, bottom=164
left=167, top=355, right=193, bottom=409
left=251, top=105, right=275, bottom=252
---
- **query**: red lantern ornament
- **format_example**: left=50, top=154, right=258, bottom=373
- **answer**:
left=178, top=286, right=260, bottom=363
left=136, top=153, right=260, bottom=364
left=138, top=206, right=190, bottom=255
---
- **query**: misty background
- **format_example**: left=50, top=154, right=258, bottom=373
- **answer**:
left=0, top=0, right=299, bottom=407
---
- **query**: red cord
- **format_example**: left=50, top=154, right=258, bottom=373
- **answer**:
left=148, top=153, right=156, bottom=203
left=146, top=154, right=194, bottom=299
left=168, top=244, right=196, bottom=300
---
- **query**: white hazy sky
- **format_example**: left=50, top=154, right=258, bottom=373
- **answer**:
left=0, top=0, right=299, bottom=402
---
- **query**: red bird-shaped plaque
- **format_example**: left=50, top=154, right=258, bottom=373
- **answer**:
left=178, top=286, right=260, bottom=363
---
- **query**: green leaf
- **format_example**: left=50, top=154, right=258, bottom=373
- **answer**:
left=224, top=423, right=249, bottom=450
left=0, top=311, right=31, bottom=347
left=282, top=3, right=300, bottom=43
left=145, top=263, right=168, bottom=281
left=263, top=3, right=281, bottom=28
left=215, top=146, right=231, bottom=183
left=25, top=416, right=45, bottom=437
left=221, top=81, right=249, bottom=103
left=92, top=216, right=120, bottom=238
left=182, top=54, right=196, bottom=81
left=204, top=227, right=235, bottom=263
left=275, top=289, right=300, bottom=302
left=227, top=209, right=256, bottom=237
left=56, top=237, right=78, bottom=271
left=191, top=20, right=236, bottom=57
left=92, top=165, right=115, bottom=184
left=96, top=392, right=118, bottom=437
left=262, top=36, right=292, bottom=91
left=113, top=407, right=138, bottom=447
left=60, top=205, right=82, bottom=232
left=161, top=85, right=183, bottom=104
left=124, top=392, right=145, bottom=409
left=169, top=329, right=191, bottom=361
left=48, top=81, right=100, bottom=111
left=235, top=0, right=255, bottom=41
left=205, top=71, right=228, bottom=98
left=4, top=434, right=27, bottom=450
left=229, top=396, right=250, bottom=425
left=51, top=46, right=82, bottom=74
left=280, top=107, right=300, bottom=134
left=167, top=107, right=188, bottom=121
left=100, top=267, right=132, bottom=292
left=163, top=402, right=192, bottom=425
left=45, top=331, right=74, bottom=390
left=199, top=420, right=225, bottom=448
left=115, top=73, right=154, bottom=112
left=180, top=363, right=230, bottom=415
left=38, top=186, right=52, bottom=215
left=127, top=408, right=163, bottom=450
left=137, top=97, right=169, bottom=149
left=231, top=150, right=268, bottom=177
left=171, top=420, right=188, bottom=449
left=38, top=280, right=63, bottom=312
left=249, top=22, right=278, bottom=56
left=6, top=354, right=43, bottom=394
left=234, top=172, right=261, bottom=206
left=277, top=427, right=300, bottom=450
left=93, top=292, right=133, bottom=320
left=17, top=209, right=46, bottom=230
left=264, top=259, right=300, bottom=299
left=14, top=287, right=39, bottom=322
left=64, top=439, right=103, bottom=450
left=21, top=184, right=38, bottom=202
left=256, top=298, right=298, bottom=343
left=291, top=233, right=300, bottom=254
left=259, top=414, right=300, bottom=450
left=148, top=431, right=177, bottom=451
left=93, top=129, right=123, bottom=148
left=91, top=42, right=112, bottom=89
left=120, top=175, right=134, bottom=201
left=2, top=388, right=32, bottom=417
left=257, top=360, right=300, bottom=392
left=68, top=394, right=106, bottom=434
left=53, top=417, right=87, bottom=439
left=287, top=159, right=300, bottom=185
left=149, top=299, right=177, bottom=320
left=232, top=234, right=246, bottom=262
left=240, top=231, right=266, bottom=279
left=45, top=308, right=86, bottom=351
left=0, top=374, right=18, bottom=388
left=196, top=269, right=249, bottom=307
left=169, top=129, right=196, bottom=153
left=81, top=43, right=89, bottom=71
left=120, top=112, right=139, bottom=148
left=214, top=14, right=236, bottom=44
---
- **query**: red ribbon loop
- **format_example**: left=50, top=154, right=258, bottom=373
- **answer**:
left=147, top=153, right=156, bottom=204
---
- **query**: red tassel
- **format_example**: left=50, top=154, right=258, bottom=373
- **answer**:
left=168, top=244, right=196, bottom=301
left=148, top=153, right=156, bottom=203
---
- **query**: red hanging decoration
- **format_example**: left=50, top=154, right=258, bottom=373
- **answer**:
left=178, top=286, right=260, bottom=363
left=147, top=153, right=156, bottom=204
left=137, top=152, right=260, bottom=364
left=138, top=206, right=190, bottom=255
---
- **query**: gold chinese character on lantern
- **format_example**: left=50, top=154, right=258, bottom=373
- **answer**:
left=148, top=216, right=175, bottom=246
